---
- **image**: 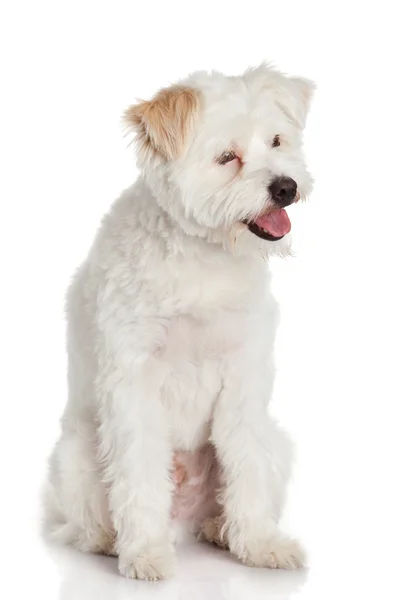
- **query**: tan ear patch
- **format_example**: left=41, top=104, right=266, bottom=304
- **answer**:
left=124, top=86, right=200, bottom=160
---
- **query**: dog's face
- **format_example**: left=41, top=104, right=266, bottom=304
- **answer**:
left=125, top=65, right=314, bottom=254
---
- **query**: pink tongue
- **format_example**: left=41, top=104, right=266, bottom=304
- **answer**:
left=254, top=208, right=291, bottom=237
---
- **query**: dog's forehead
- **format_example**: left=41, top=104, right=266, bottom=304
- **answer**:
left=196, top=86, right=287, bottom=151
left=201, top=77, right=281, bottom=120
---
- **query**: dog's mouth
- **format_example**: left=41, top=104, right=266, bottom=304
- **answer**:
left=243, top=208, right=291, bottom=242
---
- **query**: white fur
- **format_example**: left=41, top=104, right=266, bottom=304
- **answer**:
left=44, top=63, right=314, bottom=580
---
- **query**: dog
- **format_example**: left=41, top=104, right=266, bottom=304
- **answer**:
left=44, top=63, right=314, bottom=580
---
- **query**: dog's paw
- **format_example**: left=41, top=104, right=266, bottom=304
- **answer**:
left=118, top=544, right=176, bottom=580
left=76, top=528, right=117, bottom=556
left=200, top=516, right=229, bottom=549
left=238, top=535, right=306, bottom=570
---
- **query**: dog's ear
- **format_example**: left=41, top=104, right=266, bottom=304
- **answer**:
left=124, top=86, right=200, bottom=160
left=277, top=77, right=315, bottom=130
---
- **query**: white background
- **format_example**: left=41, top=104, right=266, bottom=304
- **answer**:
left=1, top=1, right=400, bottom=598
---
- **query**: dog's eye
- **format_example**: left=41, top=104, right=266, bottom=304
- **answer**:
left=218, top=151, right=237, bottom=165
left=272, top=135, right=281, bottom=148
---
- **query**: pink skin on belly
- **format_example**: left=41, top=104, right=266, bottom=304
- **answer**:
left=170, top=444, right=221, bottom=524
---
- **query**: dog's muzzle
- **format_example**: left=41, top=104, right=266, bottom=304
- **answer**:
left=243, top=177, right=298, bottom=241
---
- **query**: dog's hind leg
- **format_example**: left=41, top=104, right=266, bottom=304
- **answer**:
left=44, top=427, right=115, bottom=556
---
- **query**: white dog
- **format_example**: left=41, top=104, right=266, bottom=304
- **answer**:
left=44, top=63, right=314, bottom=580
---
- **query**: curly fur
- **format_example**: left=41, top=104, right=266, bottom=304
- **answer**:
left=44, top=63, right=314, bottom=580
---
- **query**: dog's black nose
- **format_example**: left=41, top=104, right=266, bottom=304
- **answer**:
left=268, top=177, right=297, bottom=206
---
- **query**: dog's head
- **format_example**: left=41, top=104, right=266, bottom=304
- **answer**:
left=125, top=64, right=314, bottom=255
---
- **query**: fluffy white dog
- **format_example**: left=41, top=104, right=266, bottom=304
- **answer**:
left=44, top=63, right=314, bottom=580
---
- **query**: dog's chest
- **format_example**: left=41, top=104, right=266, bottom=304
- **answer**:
left=159, top=301, right=266, bottom=451
left=161, top=249, right=265, bottom=313
left=161, top=251, right=264, bottom=360
left=164, top=311, right=247, bottom=360
left=159, top=311, right=244, bottom=450
left=155, top=252, right=269, bottom=450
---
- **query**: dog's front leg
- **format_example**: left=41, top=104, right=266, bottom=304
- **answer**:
left=98, top=355, right=175, bottom=580
left=211, top=348, right=305, bottom=569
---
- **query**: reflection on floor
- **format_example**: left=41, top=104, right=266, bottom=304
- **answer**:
left=48, top=541, right=308, bottom=600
